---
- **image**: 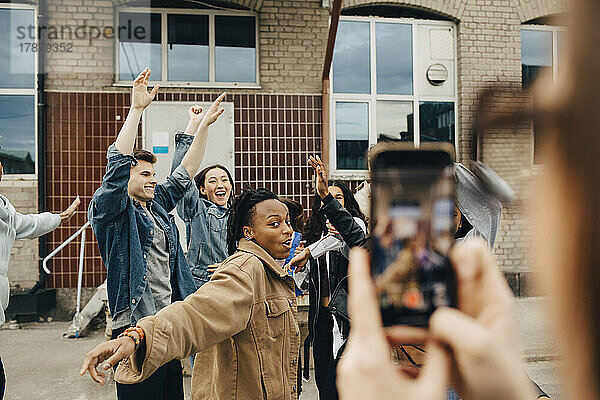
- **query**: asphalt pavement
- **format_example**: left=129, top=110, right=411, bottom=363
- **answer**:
left=0, top=297, right=561, bottom=400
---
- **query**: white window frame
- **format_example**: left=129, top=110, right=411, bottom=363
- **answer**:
left=521, top=24, right=566, bottom=167
left=0, top=3, right=38, bottom=180
left=330, top=16, right=458, bottom=179
left=114, top=7, right=260, bottom=89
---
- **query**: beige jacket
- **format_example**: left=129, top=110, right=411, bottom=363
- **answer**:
left=115, top=239, right=301, bottom=400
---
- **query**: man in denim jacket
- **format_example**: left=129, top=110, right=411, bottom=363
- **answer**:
left=88, top=67, right=226, bottom=400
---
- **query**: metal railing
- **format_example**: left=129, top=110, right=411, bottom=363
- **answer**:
left=42, top=220, right=91, bottom=337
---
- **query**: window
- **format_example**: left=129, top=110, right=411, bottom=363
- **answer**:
left=0, top=5, right=36, bottom=175
left=521, top=25, right=565, bottom=163
left=117, top=9, right=258, bottom=87
left=331, top=17, right=457, bottom=174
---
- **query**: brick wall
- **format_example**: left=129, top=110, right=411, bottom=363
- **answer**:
left=45, top=91, right=322, bottom=288
left=1, top=180, right=40, bottom=289
left=44, top=0, right=329, bottom=93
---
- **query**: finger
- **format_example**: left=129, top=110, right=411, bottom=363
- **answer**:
left=429, top=307, right=489, bottom=355
left=134, top=68, right=147, bottom=84
left=150, top=84, right=159, bottom=99
left=144, top=69, right=151, bottom=84
left=415, top=341, right=451, bottom=398
left=450, top=238, right=512, bottom=314
left=87, top=360, right=104, bottom=384
left=347, top=247, right=384, bottom=341
left=80, top=354, right=94, bottom=375
left=316, top=155, right=325, bottom=169
left=102, top=348, right=127, bottom=371
left=385, top=326, right=429, bottom=345
left=214, top=92, right=227, bottom=106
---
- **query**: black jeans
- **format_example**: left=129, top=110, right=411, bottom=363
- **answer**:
left=313, top=309, right=339, bottom=400
left=111, top=327, right=183, bottom=400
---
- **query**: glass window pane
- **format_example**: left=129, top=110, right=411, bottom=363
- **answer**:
left=521, top=29, right=552, bottom=88
left=0, top=95, right=35, bottom=174
left=333, top=21, right=371, bottom=94
left=118, top=12, right=162, bottom=81
left=376, top=101, right=413, bottom=142
left=215, top=16, right=256, bottom=83
left=0, top=8, right=35, bottom=89
left=557, top=31, right=566, bottom=73
left=336, top=102, right=369, bottom=170
left=419, top=102, right=455, bottom=144
left=168, top=14, right=209, bottom=82
left=376, top=23, right=412, bottom=95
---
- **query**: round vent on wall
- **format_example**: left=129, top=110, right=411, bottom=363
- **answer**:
left=426, top=63, right=448, bottom=86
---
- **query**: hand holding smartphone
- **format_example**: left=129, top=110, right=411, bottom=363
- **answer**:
left=370, top=143, right=457, bottom=327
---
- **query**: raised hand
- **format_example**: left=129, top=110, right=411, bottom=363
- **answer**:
left=180, top=93, right=226, bottom=178
left=188, top=105, right=204, bottom=123
left=308, top=155, right=329, bottom=199
left=200, top=92, right=227, bottom=128
left=59, top=195, right=81, bottom=222
left=80, top=337, right=136, bottom=385
left=131, top=67, right=159, bottom=111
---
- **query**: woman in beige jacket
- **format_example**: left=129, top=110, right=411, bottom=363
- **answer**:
left=81, top=188, right=301, bottom=400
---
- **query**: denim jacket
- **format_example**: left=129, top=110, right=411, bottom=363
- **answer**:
left=171, top=133, right=229, bottom=288
left=88, top=144, right=197, bottom=326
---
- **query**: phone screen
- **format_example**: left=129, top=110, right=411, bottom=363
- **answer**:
left=371, top=149, right=456, bottom=327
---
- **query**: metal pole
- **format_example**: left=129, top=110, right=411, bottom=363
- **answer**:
left=74, top=228, right=86, bottom=338
left=42, top=221, right=90, bottom=274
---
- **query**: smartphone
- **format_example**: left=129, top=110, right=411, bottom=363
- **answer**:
left=370, top=143, right=457, bottom=327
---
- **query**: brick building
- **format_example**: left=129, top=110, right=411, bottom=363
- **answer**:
left=0, top=0, right=566, bottom=314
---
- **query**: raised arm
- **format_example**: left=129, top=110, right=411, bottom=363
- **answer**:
left=114, top=68, right=159, bottom=155
left=89, top=68, right=159, bottom=223
left=180, top=93, right=226, bottom=178
left=169, top=106, right=204, bottom=221
left=309, top=155, right=368, bottom=248
left=154, top=96, right=226, bottom=213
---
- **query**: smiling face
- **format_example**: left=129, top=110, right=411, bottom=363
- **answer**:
left=201, top=167, right=233, bottom=207
left=244, top=199, right=293, bottom=259
left=328, top=185, right=345, bottom=207
left=128, top=160, right=157, bottom=203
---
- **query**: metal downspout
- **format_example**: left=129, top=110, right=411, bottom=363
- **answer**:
left=322, top=0, right=342, bottom=171
left=31, top=0, right=48, bottom=295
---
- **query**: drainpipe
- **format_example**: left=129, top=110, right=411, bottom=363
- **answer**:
left=322, top=0, right=342, bottom=172
left=31, top=0, right=48, bottom=294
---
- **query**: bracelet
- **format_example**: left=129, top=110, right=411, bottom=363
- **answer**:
left=117, top=326, right=145, bottom=350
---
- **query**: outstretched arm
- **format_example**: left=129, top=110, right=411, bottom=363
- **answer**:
left=180, top=93, right=226, bottom=178
left=80, top=260, right=253, bottom=385
left=14, top=196, right=80, bottom=240
left=114, top=67, right=159, bottom=155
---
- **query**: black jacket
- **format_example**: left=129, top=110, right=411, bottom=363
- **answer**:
left=303, top=194, right=368, bottom=379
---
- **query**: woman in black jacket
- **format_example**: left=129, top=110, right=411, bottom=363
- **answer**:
left=287, top=155, right=368, bottom=400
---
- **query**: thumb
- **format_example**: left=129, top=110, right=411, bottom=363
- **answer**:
left=101, top=344, right=131, bottom=370
left=415, top=340, right=452, bottom=398
left=150, top=84, right=160, bottom=98
left=429, top=307, right=489, bottom=356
